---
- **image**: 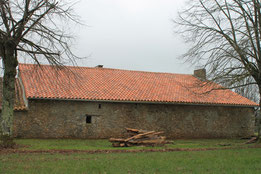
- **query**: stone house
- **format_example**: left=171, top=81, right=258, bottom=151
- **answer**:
left=0, top=63, right=258, bottom=139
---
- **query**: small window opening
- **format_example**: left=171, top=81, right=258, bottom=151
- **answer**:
left=86, top=115, right=92, bottom=124
left=98, top=104, right=102, bottom=109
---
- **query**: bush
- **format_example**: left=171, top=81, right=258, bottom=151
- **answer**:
left=0, top=134, right=16, bottom=148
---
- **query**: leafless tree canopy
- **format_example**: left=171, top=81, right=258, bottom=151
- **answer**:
left=174, top=0, right=261, bottom=102
left=234, top=79, right=259, bottom=103
left=0, top=0, right=80, bottom=65
left=0, top=0, right=81, bottom=137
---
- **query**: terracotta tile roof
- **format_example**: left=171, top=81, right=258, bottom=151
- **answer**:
left=18, top=63, right=258, bottom=107
left=0, top=78, right=27, bottom=111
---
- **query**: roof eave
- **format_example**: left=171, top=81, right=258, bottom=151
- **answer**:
left=27, top=97, right=258, bottom=108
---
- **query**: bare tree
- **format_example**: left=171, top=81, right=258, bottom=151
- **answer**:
left=174, top=0, right=261, bottom=140
left=0, top=0, right=80, bottom=140
left=234, top=81, right=259, bottom=103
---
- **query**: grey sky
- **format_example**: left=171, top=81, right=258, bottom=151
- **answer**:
left=70, top=0, right=193, bottom=74
left=17, top=0, right=192, bottom=75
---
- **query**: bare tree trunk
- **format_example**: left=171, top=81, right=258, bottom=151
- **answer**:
left=0, top=1, right=80, bottom=145
left=257, top=95, right=261, bottom=143
left=0, top=41, right=18, bottom=136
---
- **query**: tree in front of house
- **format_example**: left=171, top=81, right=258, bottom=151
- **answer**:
left=175, top=0, right=261, bottom=140
left=0, top=0, right=80, bottom=145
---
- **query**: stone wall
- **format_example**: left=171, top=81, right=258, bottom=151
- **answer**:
left=13, top=99, right=255, bottom=139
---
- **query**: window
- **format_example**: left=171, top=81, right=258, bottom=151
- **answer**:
left=86, top=115, right=92, bottom=124
left=98, top=104, right=101, bottom=109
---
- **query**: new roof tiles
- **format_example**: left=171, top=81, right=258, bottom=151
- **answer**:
left=18, top=63, right=258, bottom=107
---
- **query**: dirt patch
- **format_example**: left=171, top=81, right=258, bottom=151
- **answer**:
left=0, top=144, right=30, bottom=151
left=1, top=146, right=261, bottom=154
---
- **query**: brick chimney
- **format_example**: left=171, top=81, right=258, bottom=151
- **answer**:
left=193, top=68, right=206, bottom=80
left=95, top=65, right=103, bottom=68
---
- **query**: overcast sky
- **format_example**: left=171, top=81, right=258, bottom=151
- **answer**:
left=67, top=0, right=195, bottom=74
left=16, top=0, right=193, bottom=75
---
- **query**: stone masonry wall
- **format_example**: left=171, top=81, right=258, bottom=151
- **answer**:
left=13, top=99, right=255, bottom=139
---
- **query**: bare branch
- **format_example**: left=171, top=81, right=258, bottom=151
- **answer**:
left=174, top=0, right=261, bottom=103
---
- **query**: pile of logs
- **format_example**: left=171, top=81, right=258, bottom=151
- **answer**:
left=109, top=128, right=170, bottom=147
left=245, top=137, right=258, bottom=144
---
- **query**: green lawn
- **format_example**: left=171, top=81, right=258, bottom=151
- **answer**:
left=1, top=139, right=261, bottom=174
left=14, top=138, right=253, bottom=150
left=1, top=148, right=261, bottom=174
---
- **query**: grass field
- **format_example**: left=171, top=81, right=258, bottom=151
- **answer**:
left=13, top=138, right=253, bottom=150
left=1, top=139, right=261, bottom=174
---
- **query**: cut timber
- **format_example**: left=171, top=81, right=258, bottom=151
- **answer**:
left=126, top=128, right=147, bottom=134
left=109, top=128, right=171, bottom=147
left=245, top=137, right=257, bottom=144
left=125, top=131, right=156, bottom=142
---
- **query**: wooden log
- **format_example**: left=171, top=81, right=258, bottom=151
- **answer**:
left=126, top=128, right=164, bottom=135
left=150, top=131, right=164, bottom=136
left=126, top=128, right=148, bottom=134
left=146, top=132, right=164, bottom=138
left=126, top=132, right=164, bottom=142
left=120, top=143, right=126, bottom=147
left=109, top=128, right=168, bottom=147
left=245, top=137, right=257, bottom=144
left=125, top=131, right=155, bottom=142
left=130, top=137, right=166, bottom=144
left=126, top=143, right=135, bottom=147
left=112, top=142, right=120, bottom=147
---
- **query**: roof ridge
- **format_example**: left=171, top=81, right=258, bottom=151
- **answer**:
left=18, top=63, right=192, bottom=76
